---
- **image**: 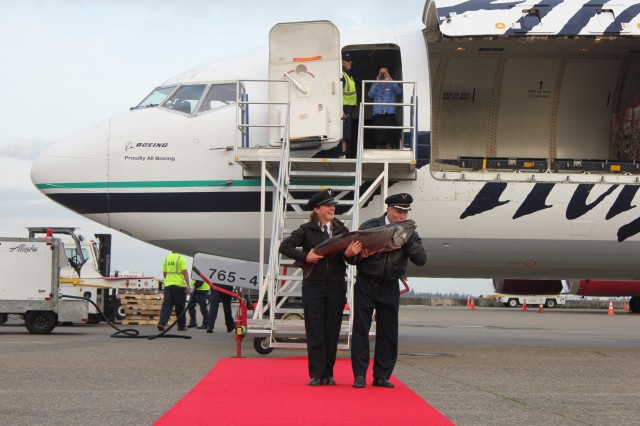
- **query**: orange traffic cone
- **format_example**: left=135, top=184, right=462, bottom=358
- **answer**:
left=466, top=295, right=471, bottom=307
left=608, top=300, right=615, bottom=315
left=470, top=299, right=475, bottom=310
left=522, top=301, right=528, bottom=311
left=622, top=301, right=628, bottom=312
left=538, top=304, right=544, bottom=313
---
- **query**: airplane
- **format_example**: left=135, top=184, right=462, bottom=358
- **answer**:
left=30, top=1, right=640, bottom=300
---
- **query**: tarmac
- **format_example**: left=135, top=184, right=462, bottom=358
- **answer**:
left=1, top=305, right=639, bottom=425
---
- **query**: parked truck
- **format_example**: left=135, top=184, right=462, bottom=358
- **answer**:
left=26, top=227, right=160, bottom=322
left=492, top=294, right=567, bottom=308
left=0, top=235, right=89, bottom=333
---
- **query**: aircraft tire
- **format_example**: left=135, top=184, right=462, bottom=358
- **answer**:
left=24, top=311, right=57, bottom=334
left=253, top=337, right=274, bottom=355
left=114, top=300, right=126, bottom=321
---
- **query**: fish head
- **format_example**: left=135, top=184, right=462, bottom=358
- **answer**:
left=391, top=220, right=416, bottom=248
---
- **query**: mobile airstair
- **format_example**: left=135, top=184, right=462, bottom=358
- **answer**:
left=232, top=21, right=419, bottom=354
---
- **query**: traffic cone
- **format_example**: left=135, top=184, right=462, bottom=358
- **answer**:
left=622, top=301, right=628, bottom=312
left=470, top=299, right=475, bottom=310
left=522, top=301, right=527, bottom=311
left=466, top=295, right=471, bottom=307
left=608, top=300, right=614, bottom=315
left=538, top=304, right=544, bottom=313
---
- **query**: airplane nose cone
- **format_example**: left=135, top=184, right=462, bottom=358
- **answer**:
left=31, top=119, right=110, bottom=217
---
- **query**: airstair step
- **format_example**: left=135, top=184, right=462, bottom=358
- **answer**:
left=288, top=199, right=354, bottom=206
left=283, top=213, right=354, bottom=220
left=288, top=184, right=355, bottom=191
left=289, top=170, right=356, bottom=177
left=275, top=290, right=302, bottom=297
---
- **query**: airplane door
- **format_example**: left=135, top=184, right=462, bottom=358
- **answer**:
left=268, top=21, right=342, bottom=146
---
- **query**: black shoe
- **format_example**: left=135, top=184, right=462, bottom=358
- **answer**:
left=323, top=377, right=336, bottom=386
left=227, top=325, right=235, bottom=333
left=372, top=378, right=394, bottom=388
left=177, top=326, right=188, bottom=331
left=353, top=376, right=366, bottom=388
left=206, top=328, right=213, bottom=334
left=157, top=324, right=164, bottom=331
left=308, top=377, right=323, bottom=387
left=187, top=324, right=196, bottom=328
left=197, top=325, right=207, bottom=329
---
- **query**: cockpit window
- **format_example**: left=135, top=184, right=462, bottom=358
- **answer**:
left=199, top=83, right=237, bottom=113
left=162, top=84, right=206, bottom=115
left=135, top=86, right=177, bottom=109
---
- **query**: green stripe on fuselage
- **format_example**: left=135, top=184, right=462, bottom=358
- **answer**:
left=35, top=179, right=354, bottom=190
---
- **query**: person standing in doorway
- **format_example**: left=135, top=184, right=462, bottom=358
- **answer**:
left=368, top=66, right=401, bottom=149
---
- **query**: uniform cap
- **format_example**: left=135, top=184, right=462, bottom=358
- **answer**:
left=385, top=193, right=413, bottom=211
left=308, top=189, right=339, bottom=209
left=342, top=52, right=352, bottom=61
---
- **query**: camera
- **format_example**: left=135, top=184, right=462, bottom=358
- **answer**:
left=378, top=72, right=387, bottom=80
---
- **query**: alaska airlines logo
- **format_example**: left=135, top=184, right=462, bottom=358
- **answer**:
left=461, top=182, right=640, bottom=242
left=9, top=244, right=38, bottom=253
left=125, top=142, right=169, bottom=151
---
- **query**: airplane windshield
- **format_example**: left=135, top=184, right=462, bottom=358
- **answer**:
left=199, top=83, right=237, bottom=113
left=135, top=86, right=177, bottom=109
left=162, top=84, right=206, bottom=115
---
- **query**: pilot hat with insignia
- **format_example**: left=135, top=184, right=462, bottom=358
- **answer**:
left=308, top=188, right=339, bottom=209
left=385, top=193, right=413, bottom=211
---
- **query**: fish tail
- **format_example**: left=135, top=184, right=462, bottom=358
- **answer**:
left=293, top=260, right=315, bottom=278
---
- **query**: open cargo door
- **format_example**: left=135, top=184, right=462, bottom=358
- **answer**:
left=268, top=21, right=342, bottom=147
left=424, top=1, right=640, bottom=176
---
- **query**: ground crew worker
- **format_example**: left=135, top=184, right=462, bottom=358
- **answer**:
left=187, top=279, right=210, bottom=329
left=205, top=283, right=236, bottom=334
left=340, top=51, right=372, bottom=157
left=279, top=189, right=362, bottom=386
left=158, top=251, right=191, bottom=331
left=349, top=193, right=426, bottom=388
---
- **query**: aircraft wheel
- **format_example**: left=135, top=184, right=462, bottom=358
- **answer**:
left=507, top=298, right=519, bottom=308
left=0, top=313, right=7, bottom=325
left=544, top=299, right=556, bottom=309
left=253, top=337, right=274, bottom=355
left=24, top=311, right=57, bottom=334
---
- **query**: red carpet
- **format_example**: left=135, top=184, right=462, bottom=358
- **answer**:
left=155, top=357, right=452, bottom=425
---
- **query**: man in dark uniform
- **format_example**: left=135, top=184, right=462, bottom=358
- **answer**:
left=349, top=193, right=426, bottom=388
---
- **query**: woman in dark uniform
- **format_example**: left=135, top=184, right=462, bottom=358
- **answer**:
left=279, top=188, right=362, bottom=386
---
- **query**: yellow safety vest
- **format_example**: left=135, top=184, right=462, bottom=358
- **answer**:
left=342, top=71, right=357, bottom=106
left=191, top=279, right=210, bottom=291
left=163, top=252, right=187, bottom=287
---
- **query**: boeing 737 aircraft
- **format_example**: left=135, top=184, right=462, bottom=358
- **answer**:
left=31, top=1, right=640, bottom=305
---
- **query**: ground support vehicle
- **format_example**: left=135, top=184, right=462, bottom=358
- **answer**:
left=0, top=236, right=89, bottom=333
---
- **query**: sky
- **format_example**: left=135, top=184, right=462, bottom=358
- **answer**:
left=0, top=0, right=493, bottom=296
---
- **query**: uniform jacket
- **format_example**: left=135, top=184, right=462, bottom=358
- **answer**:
left=279, top=219, right=349, bottom=287
left=351, top=214, right=426, bottom=285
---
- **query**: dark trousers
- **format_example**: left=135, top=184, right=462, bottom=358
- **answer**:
left=206, top=285, right=235, bottom=331
left=303, top=283, right=346, bottom=379
left=351, top=275, right=399, bottom=380
left=342, top=105, right=354, bottom=143
left=159, top=285, right=187, bottom=327
left=188, top=290, right=209, bottom=326
left=371, top=114, right=398, bottom=147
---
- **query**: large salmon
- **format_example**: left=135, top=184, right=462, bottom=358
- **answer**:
left=293, top=219, right=416, bottom=277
